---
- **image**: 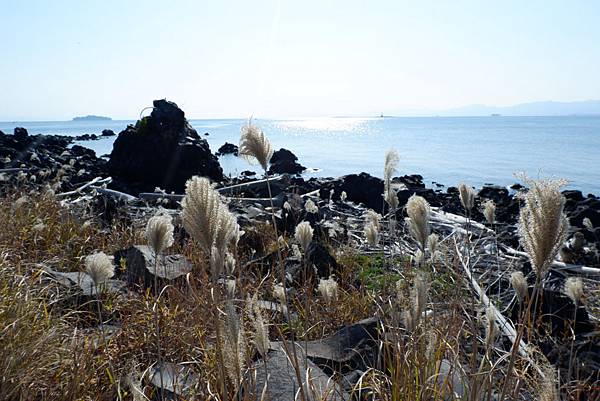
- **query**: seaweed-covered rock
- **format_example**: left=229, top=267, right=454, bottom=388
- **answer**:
left=107, top=99, right=223, bottom=194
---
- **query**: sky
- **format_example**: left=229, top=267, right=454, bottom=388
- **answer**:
left=1, top=0, right=599, bottom=120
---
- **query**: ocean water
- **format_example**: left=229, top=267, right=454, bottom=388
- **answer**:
left=1, top=116, right=599, bottom=194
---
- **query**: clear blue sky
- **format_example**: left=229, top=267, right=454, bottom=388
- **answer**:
left=1, top=0, right=599, bottom=120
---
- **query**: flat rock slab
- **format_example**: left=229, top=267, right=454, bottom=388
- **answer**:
left=271, top=317, right=379, bottom=375
left=148, top=362, right=198, bottom=399
left=249, top=342, right=347, bottom=401
left=114, top=245, right=192, bottom=290
left=41, top=265, right=125, bottom=296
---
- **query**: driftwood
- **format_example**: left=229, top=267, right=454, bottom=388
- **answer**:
left=57, top=176, right=112, bottom=197
left=89, top=186, right=138, bottom=202
left=504, top=246, right=600, bottom=276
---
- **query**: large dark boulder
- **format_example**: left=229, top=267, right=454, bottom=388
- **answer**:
left=268, top=148, right=306, bottom=175
left=101, top=129, right=115, bottom=137
left=107, top=99, right=224, bottom=194
left=320, top=173, right=384, bottom=212
left=216, top=142, right=238, bottom=156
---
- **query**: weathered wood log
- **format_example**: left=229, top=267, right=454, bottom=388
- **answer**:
left=57, top=176, right=112, bottom=197
left=89, top=186, right=138, bottom=202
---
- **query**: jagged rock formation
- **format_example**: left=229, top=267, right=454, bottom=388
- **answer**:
left=107, top=99, right=223, bottom=194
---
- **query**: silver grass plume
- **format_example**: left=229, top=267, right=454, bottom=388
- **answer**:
left=318, top=276, right=338, bottom=303
left=564, top=277, right=584, bottom=306
left=364, top=221, right=379, bottom=246
left=85, top=252, right=114, bottom=286
left=383, top=149, right=400, bottom=210
left=295, top=221, right=314, bottom=253
left=539, top=366, right=559, bottom=401
left=364, top=209, right=382, bottom=229
left=510, top=271, right=528, bottom=303
left=304, top=198, right=318, bottom=214
left=406, top=194, right=430, bottom=251
left=238, top=121, right=273, bottom=171
left=404, top=274, right=429, bottom=331
left=181, top=176, right=240, bottom=276
left=484, top=306, right=499, bottom=349
left=220, top=302, right=247, bottom=386
left=340, top=191, right=347, bottom=202
left=427, top=233, right=439, bottom=255
left=582, top=217, right=593, bottom=231
left=458, top=183, right=476, bottom=213
left=482, top=199, right=496, bottom=225
left=518, top=177, right=569, bottom=279
left=247, top=294, right=270, bottom=358
left=146, top=213, right=174, bottom=255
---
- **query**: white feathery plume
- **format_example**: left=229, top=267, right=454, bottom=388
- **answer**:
left=510, top=271, right=528, bottom=303
left=582, top=217, right=593, bottom=231
left=272, top=282, right=286, bottom=304
left=484, top=306, right=499, bottom=348
left=364, top=221, right=379, bottom=246
left=564, top=277, right=584, bottom=306
left=364, top=209, right=382, bottom=229
left=383, top=149, right=400, bottom=210
left=220, top=302, right=247, bottom=386
left=482, top=199, right=496, bottom=225
left=295, top=221, right=314, bottom=253
left=340, top=191, right=347, bottom=202
left=406, top=194, right=430, bottom=251
left=518, top=177, right=569, bottom=279
left=427, top=233, right=439, bottom=255
left=238, top=121, right=273, bottom=171
left=304, top=199, right=318, bottom=214
left=181, top=176, right=240, bottom=274
left=146, top=213, right=174, bottom=255
left=458, top=183, right=476, bottom=213
left=318, top=276, right=338, bottom=303
left=404, top=274, right=429, bottom=331
left=85, top=252, right=114, bottom=286
left=247, top=294, right=270, bottom=358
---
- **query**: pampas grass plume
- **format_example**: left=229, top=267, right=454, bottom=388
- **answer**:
left=406, top=194, right=430, bottom=251
left=364, top=221, right=379, bottom=246
left=295, top=221, right=314, bottom=253
left=482, top=199, right=496, bottom=225
left=85, top=252, right=114, bottom=286
left=146, top=213, right=174, bottom=255
left=564, top=277, right=584, bottom=305
left=518, top=177, right=569, bottom=279
left=182, top=176, right=240, bottom=257
left=304, top=198, right=318, bottom=214
left=510, top=271, right=528, bottom=303
left=383, top=149, right=400, bottom=210
left=458, top=183, right=475, bottom=213
left=239, top=121, right=273, bottom=171
left=318, top=276, right=338, bottom=303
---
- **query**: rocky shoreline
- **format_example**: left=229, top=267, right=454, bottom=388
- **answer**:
left=1, top=100, right=598, bottom=267
left=2, top=99, right=600, bottom=398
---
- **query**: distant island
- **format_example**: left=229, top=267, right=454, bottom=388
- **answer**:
left=72, top=115, right=112, bottom=121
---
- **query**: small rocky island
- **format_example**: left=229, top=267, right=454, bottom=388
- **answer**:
left=72, top=115, right=112, bottom=121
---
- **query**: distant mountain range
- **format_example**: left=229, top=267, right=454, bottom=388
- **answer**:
left=436, top=100, right=600, bottom=117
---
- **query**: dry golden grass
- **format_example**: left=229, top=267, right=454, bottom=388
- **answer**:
left=0, top=186, right=579, bottom=400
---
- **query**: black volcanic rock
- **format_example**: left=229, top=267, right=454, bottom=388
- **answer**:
left=268, top=148, right=306, bottom=175
left=14, top=127, right=29, bottom=143
left=320, top=173, right=384, bottom=212
left=216, top=142, right=238, bottom=156
left=107, top=99, right=224, bottom=194
left=101, top=129, right=115, bottom=137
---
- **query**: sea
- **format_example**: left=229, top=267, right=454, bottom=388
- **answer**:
left=1, top=116, right=599, bottom=195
